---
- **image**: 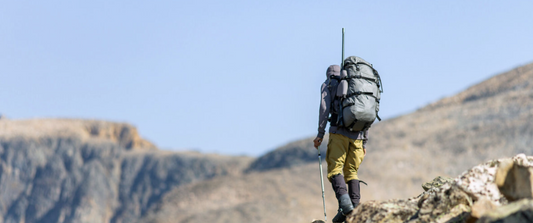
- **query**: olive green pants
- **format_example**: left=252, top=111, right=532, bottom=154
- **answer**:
left=326, top=133, right=365, bottom=182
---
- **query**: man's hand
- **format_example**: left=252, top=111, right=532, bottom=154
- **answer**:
left=313, top=137, right=323, bottom=149
left=363, top=148, right=366, bottom=155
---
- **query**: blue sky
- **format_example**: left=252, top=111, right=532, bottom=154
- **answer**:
left=1, top=1, right=532, bottom=156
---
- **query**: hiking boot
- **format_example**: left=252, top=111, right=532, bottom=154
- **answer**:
left=332, top=209, right=346, bottom=223
left=332, top=195, right=353, bottom=223
left=347, top=179, right=361, bottom=207
left=338, top=193, right=354, bottom=215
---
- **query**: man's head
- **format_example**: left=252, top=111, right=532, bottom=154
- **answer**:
left=326, top=65, right=340, bottom=79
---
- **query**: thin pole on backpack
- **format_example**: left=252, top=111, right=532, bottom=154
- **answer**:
left=341, top=28, right=345, bottom=68
left=318, top=149, right=327, bottom=222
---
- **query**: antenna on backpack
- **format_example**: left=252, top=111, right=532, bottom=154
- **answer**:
left=341, top=28, right=345, bottom=69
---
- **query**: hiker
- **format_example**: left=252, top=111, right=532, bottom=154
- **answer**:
left=314, top=64, right=370, bottom=223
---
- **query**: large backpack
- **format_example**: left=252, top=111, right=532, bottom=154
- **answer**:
left=331, top=56, right=383, bottom=131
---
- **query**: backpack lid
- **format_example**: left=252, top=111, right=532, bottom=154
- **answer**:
left=343, top=56, right=373, bottom=68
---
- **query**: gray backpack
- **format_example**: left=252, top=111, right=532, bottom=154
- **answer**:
left=332, top=56, right=383, bottom=131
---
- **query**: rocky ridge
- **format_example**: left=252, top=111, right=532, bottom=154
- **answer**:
left=0, top=119, right=156, bottom=150
left=347, top=154, right=533, bottom=223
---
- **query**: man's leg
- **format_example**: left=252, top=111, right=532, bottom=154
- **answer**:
left=326, top=133, right=347, bottom=180
left=347, top=179, right=361, bottom=207
left=326, top=134, right=354, bottom=222
left=343, top=139, right=365, bottom=207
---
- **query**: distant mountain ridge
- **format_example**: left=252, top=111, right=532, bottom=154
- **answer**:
left=0, top=119, right=156, bottom=150
left=245, top=135, right=327, bottom=172
left=0, top=119, right=252, bottom=223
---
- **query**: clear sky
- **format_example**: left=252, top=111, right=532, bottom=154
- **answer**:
left=1, top=1, right=532, bottom=156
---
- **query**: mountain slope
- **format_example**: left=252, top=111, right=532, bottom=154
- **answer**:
left=140, top=163, right=339, bottom=223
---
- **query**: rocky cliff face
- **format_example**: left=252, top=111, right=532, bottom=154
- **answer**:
left=0, top=119, right=251, bottom=223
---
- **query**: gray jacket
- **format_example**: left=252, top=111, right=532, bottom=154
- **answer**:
left=317, top=65, right=368, bottom=144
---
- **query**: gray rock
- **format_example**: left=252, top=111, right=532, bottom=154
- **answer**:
left=477, top=199, right=533, bottom=223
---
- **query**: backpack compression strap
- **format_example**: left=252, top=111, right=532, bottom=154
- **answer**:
left=345, top=91, right=373, bottom=97
left=343, top=75, right=377, bottom=82
left=343, top=91, right=380, bottom=103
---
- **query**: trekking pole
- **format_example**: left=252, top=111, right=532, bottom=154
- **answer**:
left=318, top=149, right=327, bottom=222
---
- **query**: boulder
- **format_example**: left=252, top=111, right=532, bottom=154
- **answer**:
left=495, top=154, right=533, bottom=202
left=455, top=158, right=506, bottom=205
left=414, top=183, right=472, bottom=223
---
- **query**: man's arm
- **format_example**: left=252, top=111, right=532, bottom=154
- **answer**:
left=363, top=129, right=369, bottom=155
left=363, top=129, right=369, bottom=148
left=314, top=82, right=330, bottom=148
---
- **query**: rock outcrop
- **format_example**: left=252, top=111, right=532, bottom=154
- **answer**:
left=346, top=154, right=533, bottom=223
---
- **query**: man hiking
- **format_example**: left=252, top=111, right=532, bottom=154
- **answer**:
left=314, top=64, right=369, bottom=223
